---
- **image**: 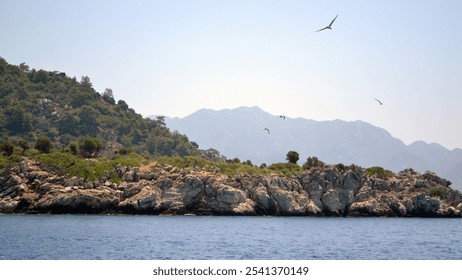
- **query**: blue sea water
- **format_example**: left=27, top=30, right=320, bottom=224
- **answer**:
left=0, top=215, right=461, bottom=260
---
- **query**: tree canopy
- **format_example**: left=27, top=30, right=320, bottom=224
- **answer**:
left=0, top=57, right=201, bottom=158
left=286, top=151, right=300, bottom=164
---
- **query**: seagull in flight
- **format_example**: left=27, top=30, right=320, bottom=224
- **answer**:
left=374, top=99, right=383, bottom=105
left=279, top=115, right=286, bottom=120
left=316, top=15, right=338, bottom=32
left=264, top=128, right=270, bottom=134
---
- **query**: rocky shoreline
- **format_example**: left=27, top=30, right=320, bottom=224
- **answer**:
left=1, top=158, right=462, bottom=217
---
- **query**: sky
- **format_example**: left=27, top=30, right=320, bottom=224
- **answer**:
left=1, top=0, right=461, bottom=150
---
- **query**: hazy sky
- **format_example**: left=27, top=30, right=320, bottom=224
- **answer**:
left=1, top=0, right=461, bottom=149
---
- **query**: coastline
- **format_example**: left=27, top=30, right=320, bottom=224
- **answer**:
left=1, top=157, right=461, bottom=217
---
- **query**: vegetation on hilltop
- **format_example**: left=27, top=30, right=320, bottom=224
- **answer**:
left=0, top=57, right=202, bottom=158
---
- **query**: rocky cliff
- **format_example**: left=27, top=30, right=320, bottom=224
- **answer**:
left=1, top=158, right=462, bottom=217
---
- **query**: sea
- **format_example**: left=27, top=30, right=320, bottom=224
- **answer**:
left=0, top=215, right=461, bottom=260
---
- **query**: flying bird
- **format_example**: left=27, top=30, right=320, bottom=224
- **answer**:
left=279, top=115, right=286, bottom=120
left=316, top=15, right=338, bottom=32
left=374, top=99, right=383, bottom=105
left=264, top=128, right=270, bottom=134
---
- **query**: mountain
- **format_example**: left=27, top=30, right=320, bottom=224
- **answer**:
left=0, top=57, right=199, bottom=157
left=163, top=106, right=462, bottom=190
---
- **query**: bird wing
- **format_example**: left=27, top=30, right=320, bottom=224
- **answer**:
left=374, top=99, right=383, bottom=105
left=328, top=15, right=338, bottom=27
left=316, top=27, right=328, bottom=32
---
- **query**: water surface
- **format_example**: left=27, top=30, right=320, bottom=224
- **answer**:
left=0, top=215, right=460, bottom=260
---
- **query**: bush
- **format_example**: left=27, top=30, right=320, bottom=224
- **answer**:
left=367, top=166, right=393, bottom=179
left=18, top=139, right=29, bottom=154
left=118, top=147, right=133, bottom=155
left=303, top=156, right=324, bottom=169
left=336, top=163, right=347, bottom=172
left=400, top=168, right=417, bottom=175
left=268, top=162, right=304, bottom=176
left=0, top=141, right=14, bottom=156
left=69, top=142, right=78, bottom=155
left=35, top=136, right=52, bottom=153
left=79, top=137, right=102, bottom=158
left=428, top=186, right=447, bottom=199
left=33, top=152, right=143, bottom=181
left=112, top=153, right=144, bottom=167
left=157, top=156, right=270, bottom=176
left=0, top=156, right=8, bottom=169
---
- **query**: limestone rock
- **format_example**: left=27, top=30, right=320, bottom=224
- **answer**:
left=1, top=157, right=461, bottom=217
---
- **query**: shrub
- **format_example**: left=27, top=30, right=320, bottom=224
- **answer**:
left=35, top=136, right=52, bottom=153
left=69, top=142, right=78, bottom=155
left=0, top=156, right=8, bottom=169
left=367, top=166, right=393, bottom=179
left=18, top=139, right=29, bottom=154
left=401, top=168, right=417, bottom=175
left=112, top=153, right=144, bottom=167
left=336, top=163, right=347, bottom=172
left=303, top=156, right=324, bottom=169
left=268, top=162, right=304, bottom=176
left=79, top=137, right=102, bottom=158
left=0, top=141, right=14, bottom=156
left=157, top=156, right=270, bottom=176
left=118, top=147, right=133, bottom=155
left=33, top=152, right=143, bottom=181
left=428, top=186, right=447, bottom=199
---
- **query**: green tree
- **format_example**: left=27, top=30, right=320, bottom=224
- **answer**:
left=78, top=105, right=100, bottom=136
left=286, top=151, right=300, bottom=164
left=58, top=112, right=80, bottom=136
left=35, top=136, right=52, bottom=153
left=69, top=142, right=78, bottom=155
left=79, top=137, right=102, bottom=158
left=155, top=116, right=166, bottom=128
left=19, top=62, right=30, bottom=72
left=80, top=76, right=92, bottom=87
left=117, top=100, right=129, bottom=111
left=303, top=156, right=324, bottom=169
left=0, top=141, right=14, bottom=156
left=32, top=70, right=49, bottom=84
left=18, top=139, right=29, bottom=154
left=102, top=88, right=115, bottom=104
left=5, top=105, right=33, bottom=133
left=202, top=148, right=222, bottom=161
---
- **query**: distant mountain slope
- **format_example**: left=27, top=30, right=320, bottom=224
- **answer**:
left=163, top=106, right=462, bottom=190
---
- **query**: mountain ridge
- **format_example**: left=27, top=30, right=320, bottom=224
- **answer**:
left=161, top=106, right=462, bottom=190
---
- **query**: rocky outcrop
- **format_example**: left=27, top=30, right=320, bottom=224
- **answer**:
left=1, top=158, right=461, bottom=217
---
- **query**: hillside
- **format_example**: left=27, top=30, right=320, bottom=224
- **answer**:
left=0, top=57, right=200, bottom=158
left=164, top=106, right=462, bottom=190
